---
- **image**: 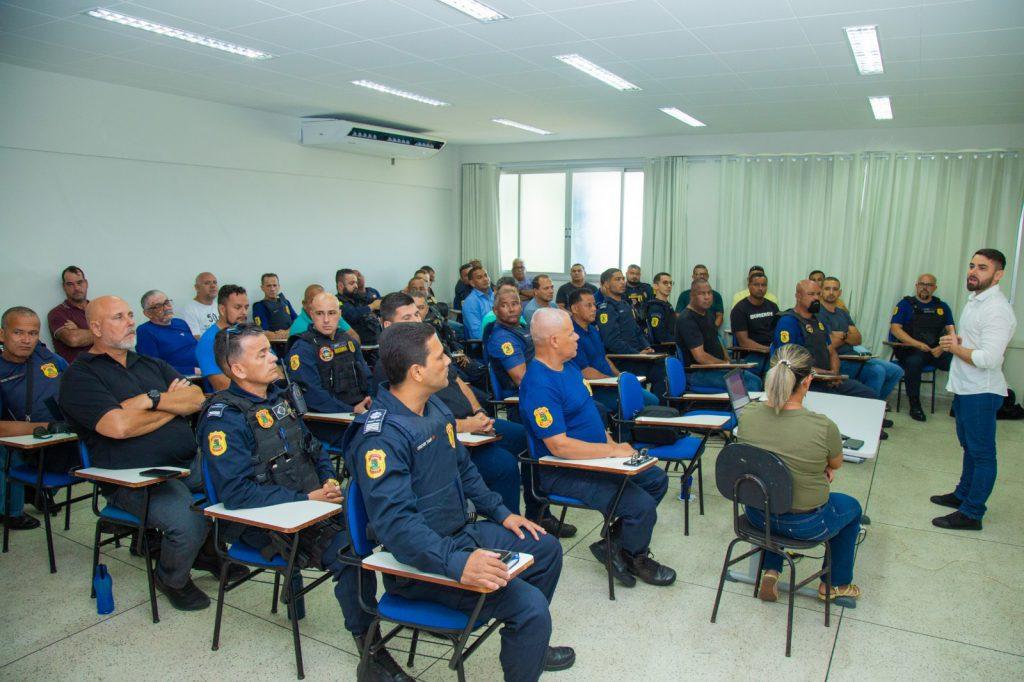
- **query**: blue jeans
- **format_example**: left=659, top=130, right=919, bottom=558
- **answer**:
left=688, top=368, right=762, bottom=393
left=953, top=393, right=1002, bottom=520
left=745, top=492, right=862, bottom=586
left=0, top=449, right=26, bottom=516
left=840, top=359, right=904, bottom=400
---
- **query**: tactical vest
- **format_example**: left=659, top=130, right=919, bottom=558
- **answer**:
left=339, top=294, right=382, bottom=345
left=902, top=296, right=947, bottom=347
left=261, top=297, right=293, bottom=331
left=643, top=299, right=676, bottom=344
left=784, top=311, right=831, bottom=369
left=203, top=390, right=321, bottom=495
left=299, top=329, right=369, bottom=405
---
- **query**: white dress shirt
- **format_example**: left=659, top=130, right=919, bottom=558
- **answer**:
left=947, top=285, right=1017, bottom=396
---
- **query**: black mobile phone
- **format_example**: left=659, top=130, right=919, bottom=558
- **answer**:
left=843, top=438, right=864, bottom=451
left=484, top=549, right=519, bottom=566
left=138, top=468, right=181, bottom=478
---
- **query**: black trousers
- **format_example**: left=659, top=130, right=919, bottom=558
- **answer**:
left=894, top=349, right=952, bottom=400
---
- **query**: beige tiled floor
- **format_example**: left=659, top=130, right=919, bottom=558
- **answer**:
left=2, top=399, right=1022, bottom=680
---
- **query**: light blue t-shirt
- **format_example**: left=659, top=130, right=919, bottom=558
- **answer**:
left=522, top=298, right=557, bottom=325
left=196, top=323, right=223, bottom=378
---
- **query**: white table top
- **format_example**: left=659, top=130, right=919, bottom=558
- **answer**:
left=362, top=344, right=379, bottom=351
left=76, top=466, right=188, bottom=487
left=364, top=551, right=534, bottom=593
left=538, top=455, right=659, bottom=474
left=689, top=362, right=756, bottom=370
left=680, top=391, right=764, bottom=401
left=457, top=432, right=501, bottom=446
left=204, top=500, right=340, bottom=533
left=303, top=412, right=356, bottom=424
left=635, top=414, right=731, bottom=428
left=587, top=376, right=645, bottom=387
left=607, top=353, right=667, bottom=360
left=0, top=432, right=78, bottom=450
left=802, top=392, right=885, bottom=459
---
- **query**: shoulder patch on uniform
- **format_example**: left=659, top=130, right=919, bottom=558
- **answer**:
left=208, top=430, right=227, bottom=456
left=40, top=362, right=59, bottom=378
left=650, top=315, right=660, bottom=328
left=599, top=312, right=609, bottom=324
left=937, top=308, right=944, bottom=316
left=534, top=406, right=553, bottom=429
left=779, top=330, right=790, bottom=343
left=446, top=422, right=456, bottom=448
left=364, top=409, right=386, bottom=434
left=348, top=340, right=355, bottom=352
left=818, top=321, right=825, bottom=330
left=501, top=341, right=515, bottom=356
left=892, top=306, right=899, bottom=315
left=289, top=354, right=300, bottom=371
left=255, top=409, right=275, bottom=429
left=206, top=403, right=227, bottom=418
left=365, top=449, right=386, bottom=479
left=254, top=316, right=262, bottom=327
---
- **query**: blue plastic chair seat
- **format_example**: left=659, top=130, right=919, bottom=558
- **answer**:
left=548, top=493, right=586, bottom=507
left=228, top=540, right=287, bottom=568
left=638, top=436, right=704, bottom=462
left=378, top=593, right=486, bottom=631
left=99, top=505, right=142, bottom=526
left=685, top=409, right=737, bottom=431
left=8, top=465, right=78, bottom=488
left=687, top=386, right=727, bottom=395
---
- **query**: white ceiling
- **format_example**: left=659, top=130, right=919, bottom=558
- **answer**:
left=1, top=0, right=1022, bottom=144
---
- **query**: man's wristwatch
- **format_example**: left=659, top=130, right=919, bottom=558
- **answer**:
left=472, top=408, right=487, bottom=417
left=146, top=389, right=161, bottom=410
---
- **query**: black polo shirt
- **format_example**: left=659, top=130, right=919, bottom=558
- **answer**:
left=730, top=297, right=780, bottom=346
left=675, top=307, right=724, bottom=366
left=58, top=351, right=195, bottom=469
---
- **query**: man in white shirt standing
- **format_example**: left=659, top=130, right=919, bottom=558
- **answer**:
left=931, top=249, right=1017, bottom=530
left=179, top=272, right=219, bottom=339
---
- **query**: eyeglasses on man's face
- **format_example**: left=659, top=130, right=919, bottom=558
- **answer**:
left=145, top=299, right=173, bottom=312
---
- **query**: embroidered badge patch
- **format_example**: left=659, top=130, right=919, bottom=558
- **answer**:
left=255, top=409, right=274, bottom=429
left=348, top=341, right=356, bottom=352
left=289, top=354, right=300, bottom=371
left=937, top=308, right=944, bottom=316
left=599, top=313, right=609, bottom=324
left=818, top=322, right=825, bottom=331
left=365, top=449, right=386, bottom=479
left=40, top=363, right=59, bottom=378
left=780, top=330, right=790, bottom=343
left=501, top=341, right=515, bottom=356
left=208, top=431, right=227, bottom=456
left=651, top=316, right=659, bottom=328
left=319, top=346, right=335, bottom=362
left=272, top=402, right=289, bottom=419
left=446, top=422, right=456, bottom=448
left=534, top=407, right=553, bottom=429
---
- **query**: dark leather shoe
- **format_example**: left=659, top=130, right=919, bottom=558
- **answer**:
left=154, top=575, right=210, bottom=610
left=537, top=515, right=577, bottom=538
left=932, top=511, right=982, bottom=531
left=623, top=550, right=677, bottom=586
left=930, top=492, right=962, bottom=509
left=0, top=514, right=41, bottom=530
left=353, top=632, right=413, bottom=682
left=193, top=555, right=251, bottom=582
left=879, top=430, right=889, bottom=440
left=543, top=646, right=576, bottom=672
left=882, top=418, right=894, bottom=428
left=909, top=405, right=926, bottom=422
left=599, top=517, right=623, bottom=542
left=589, top=540, right=635, bottom=587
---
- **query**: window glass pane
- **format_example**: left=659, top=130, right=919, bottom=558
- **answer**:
left=621, top=170, right=644, bottom=271
left=498, top=174, right=519, bottom=270
left=519, top=173, right=566, bottom=273
left=571, top=171, right=622, bottom=273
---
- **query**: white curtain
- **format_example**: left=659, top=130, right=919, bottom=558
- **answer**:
left=460, top=163, right=501, bottom=277
left=714, top=150, right=1024, bottom=349
left=642, top=156, right=690, bottom=279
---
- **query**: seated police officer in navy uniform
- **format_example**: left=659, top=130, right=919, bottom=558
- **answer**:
left=0, top=306, right=79, bottom=530
left=595, top=268, right=668, bottom=399
left=413, top=291, right=488, bottom=391
left=771, top=280, right=877, bottom=401
left=520, top=308, right=676, bottom=588
left=624, top=264, right=654, bottom=319
left=287, top=292, right=372, bottom=450
left=336, top=268, right=382, bottom=346
left=889, top=273, right=955, bottom=421
left=642, top=272, right=676, bottom=347
left=196, top=324, right=410, bottom=682
left=484, top=289, right=534, bottom=398
left=252, top=273, right=297, bottom=343
left=345, top=322, right=574, bottom=681
left=380, top=293, right=577, bottom=540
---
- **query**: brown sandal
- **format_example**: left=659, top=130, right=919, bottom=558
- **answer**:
left=759, top=571, right=780, bottom=602
left=818, top=583, right=861, bottom=601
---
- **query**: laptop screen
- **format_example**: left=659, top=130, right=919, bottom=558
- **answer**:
left=724, top=368, right=750, bottom=412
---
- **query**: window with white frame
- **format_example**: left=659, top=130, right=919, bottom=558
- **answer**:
left=498, top=168, right=644, bottom=276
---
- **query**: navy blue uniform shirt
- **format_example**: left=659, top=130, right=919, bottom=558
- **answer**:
left=519, top=359, right=607, bottom=459
left=570, top=320, right=614, bottom=376
left=596, top=296, right=648, bottom=354
left=288, top=332, right=371, bottom=413
left=0, top=344, right=67, bottom=422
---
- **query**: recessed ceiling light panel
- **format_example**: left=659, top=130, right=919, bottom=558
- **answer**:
left=555, top=54, right=641, bottom=91
left=844, top=25, right=884, bottom=75
left=869, top=95, right=893, bottom=120
left=492, top=118, right=552, bottom=135
left=659, top=107, right=706, bottom=127
left=436, top=0, right=507, bottom=22
left=351, top=80, right=451, bottom=107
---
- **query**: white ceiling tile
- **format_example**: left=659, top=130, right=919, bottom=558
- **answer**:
left=14, top=17, right=156, bottom=56
left=788, top=0, right=921, bottom=18
left=716, top=45, right=821, bottom=72
left=115, top=43, right=240, bottom=72
left=664, top=0, right=795, bottom=28
left=200, top=62, right=299, bottom=88
left=435, top=50, right=536, bottom=76
left=231, top=15, right=360, bottom=51
left=4, top=0, right=114, bottom=19
left=391, top=0, right=540, bottom=26
left=458, top=13, right=585, bottom=49
left=822, top=59, right=920, bottom=84
left=796, top=6, right=923, bottom=43
left=130, top=0, right=287, bottom=30
left=811, top=35, right=921, bottom=67
left=482, top=67, right=576, bottom=91
left=263, top=0, right=363, bottom=11
left=629, top=53, right=731, bottom=79
left=594, top=29, right=709, bottom=61
left=749, top=83, right=840, bottom=102
left=917, top=53, right=1024, bottom=78
left=644, top=72, right=749, bottom=95
left=0, top=32, right=99, bottom=64
left=204, top=29, right=299, bottom=56
left=107, top=2, right=229, bottom=35
left=0, top=3, right=58, bottom=31
left=364, top=60, right=468, bottom=85
left=309, top=40, right=420, bottom=69
left=306, top=0, right=445, bottom=39
left=920, top=0, right=1024, bottom=35
left=691, top=19, right=810, bottom=53
left=920, top=28, right=1024, bottom=59
left=255, top=52, right=348, bottom=78
left=550, top=0, right=681, bottom=39
left=736, top=66, right=833, bottom=88
left=374, top=27, right=494, bottom=60
left=509, top=39, right=618, bottom=67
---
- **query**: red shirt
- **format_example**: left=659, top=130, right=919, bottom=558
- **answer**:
left=47, top=300, right=89, bottom=363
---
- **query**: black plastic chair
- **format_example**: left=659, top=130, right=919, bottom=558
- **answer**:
left=710, top=443, right=831, bottom=657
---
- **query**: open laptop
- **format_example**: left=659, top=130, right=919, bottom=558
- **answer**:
left=724, top=368, right=752, bottom=415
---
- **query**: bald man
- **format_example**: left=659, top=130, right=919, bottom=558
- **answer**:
left=59, top=296, right=243, bottom=611
left=180, top=272, right=219, bottom=338
left=288, top=284, right=357, bottom=343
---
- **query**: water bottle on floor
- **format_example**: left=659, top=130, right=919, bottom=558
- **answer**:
left=678, top=475, right=693, bottom=502
left=94, top=564, right=114, bottom=615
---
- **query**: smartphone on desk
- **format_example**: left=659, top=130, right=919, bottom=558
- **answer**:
left=841, top=436, right=864, bottom=451
left=484, top=549, right=520, bottom=566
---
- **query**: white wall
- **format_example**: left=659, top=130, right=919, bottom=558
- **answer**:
left=0, top=63, right=457, bottom=347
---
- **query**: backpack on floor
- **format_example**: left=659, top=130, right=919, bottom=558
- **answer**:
left=997, top=388, right=1024, bottom=420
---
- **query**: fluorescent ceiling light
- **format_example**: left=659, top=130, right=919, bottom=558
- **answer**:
left=351, top=80, right=451, bottom=106
left=844, top=25, right=883, bottom=75
left=659, top=107, right=706, bottom=127
left=492, top=118, right=552, bottom=135
left=436, top=0, right=507, bottom=22
left=555, top=54, right=641, bottom=91
left=85, top=8, right=274, bottom=60
left=869, top=96, right=893, bottom=120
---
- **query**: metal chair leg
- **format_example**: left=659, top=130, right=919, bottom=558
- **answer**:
left=407, top=629, right=419, bottom=668
left=90, top=521, right=102, bottom=597
left=64, top=485, right=73, bottom=531
left=556, top=506, right=568, bottom=539
left=356, top=617, right=381, bottom=682
left=711, top=538, right=740, bottom=623
left=930, top=371, right=937, bottom=413
left=212, top=561, right=231, bottom=650
left=2, top=478, right=10, bottom=554
left=697, top=459, right=705, bottom=516
left=784, top=554, right=797, bottom=657
left=42, top=486, right=57, bottom=573
left=753, top=550, right=766, bottom=598
left=284, top=541, right=304, bottom=679
left=823, top=543, right=832, bottom=628
left=271, top=571, right=281, bottom=614
left=140, top=530, right=160, bottom=624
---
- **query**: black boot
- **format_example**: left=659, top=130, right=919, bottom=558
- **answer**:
left=536, top=514, right=577, bottom=538
left=543, top=646, right=576, bottom=671
left=354, top=628, right=413, bottom=682
left=909, top=398, right=926, bottom=422
left=588, top=539, right=635, bottom=587
left=622, top=549, right=677, bottom=586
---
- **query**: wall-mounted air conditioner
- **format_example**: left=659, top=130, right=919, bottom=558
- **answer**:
left=300, top=118, right=446, bottom=160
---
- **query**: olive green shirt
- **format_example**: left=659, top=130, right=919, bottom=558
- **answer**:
left=736, top=401, right=843, bottom=512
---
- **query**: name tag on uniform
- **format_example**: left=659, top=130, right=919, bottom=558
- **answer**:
left=416, top=435, right=435, bottom=451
